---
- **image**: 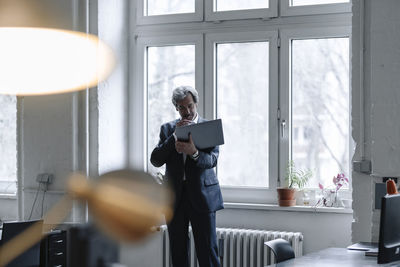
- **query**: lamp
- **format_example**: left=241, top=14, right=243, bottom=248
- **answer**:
left=0, top=0, right=115, bottom=95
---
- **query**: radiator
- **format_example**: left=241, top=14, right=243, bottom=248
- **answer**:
left=160, top=225, right=303, bottom=267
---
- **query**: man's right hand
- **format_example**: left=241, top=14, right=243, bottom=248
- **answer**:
left=176, top=119, right=193, bottom=127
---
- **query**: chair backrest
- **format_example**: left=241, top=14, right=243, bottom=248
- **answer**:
left=264, top=238, right=295, bottom=263
left=1, top=220, right=43, bottom=267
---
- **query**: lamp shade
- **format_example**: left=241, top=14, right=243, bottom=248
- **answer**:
left=0, top=0, right=115, bottom=95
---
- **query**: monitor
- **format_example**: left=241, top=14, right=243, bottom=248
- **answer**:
left=0, top=220, right=43, bottom=267
left=378, top=194, right=400, bottom=264
left=68, top=224, right=119, bottom=267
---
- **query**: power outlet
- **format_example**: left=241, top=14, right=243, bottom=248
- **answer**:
left=36, top=173, right=54, bottom=184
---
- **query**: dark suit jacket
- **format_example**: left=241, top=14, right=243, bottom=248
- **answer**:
left=150, top=117, right=224, bottom=213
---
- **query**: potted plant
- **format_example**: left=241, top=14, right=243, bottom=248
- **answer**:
left=315, top=173, right=349, bottom=207
left=277, top=161, right=313, bottom=207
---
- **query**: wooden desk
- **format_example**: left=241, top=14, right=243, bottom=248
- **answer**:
left=277, top=247, right=400, bottom=267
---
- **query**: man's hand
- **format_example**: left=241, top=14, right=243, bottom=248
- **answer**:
left=175, top=134, right=197, bottom=155
left=176, top=119, right=193, bottom=127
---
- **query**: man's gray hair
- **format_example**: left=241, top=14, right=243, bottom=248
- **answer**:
left=172, top=86, right=199, bottom=107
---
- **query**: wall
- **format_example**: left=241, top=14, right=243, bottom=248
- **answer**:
left=98, top=0, right=129, bottom=175
left=351, top=0, right=400, bottom=243
left=17, top=0, right=90, bottom=223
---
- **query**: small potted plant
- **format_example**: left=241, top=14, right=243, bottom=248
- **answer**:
left=277, top=160, right=313, bottom=207
left=316, top=173, right=349, bottom=207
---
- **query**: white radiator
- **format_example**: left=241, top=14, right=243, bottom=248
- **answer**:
left=160, top=225, right=303, bottom=267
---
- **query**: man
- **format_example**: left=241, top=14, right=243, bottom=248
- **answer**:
left=151, top=86, right=224, bottom=267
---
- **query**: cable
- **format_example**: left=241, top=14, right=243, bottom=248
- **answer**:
left=28, top=183, right=41, bottom=220
left=41, top=185, right=47, bottom=218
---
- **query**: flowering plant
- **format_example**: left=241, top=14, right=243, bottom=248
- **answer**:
left=332, top=173, right=349, bottom=192
left=315, top=173, right=349, bottom=207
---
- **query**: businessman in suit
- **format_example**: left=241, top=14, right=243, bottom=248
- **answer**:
left=151, top=86, right=224, bottom=267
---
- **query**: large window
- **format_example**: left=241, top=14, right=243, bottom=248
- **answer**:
left=291, top=37, right=350, bottom=188
left=134, top=1, right=351, bottom=203
left=0, top=95, right=17, bottom=195
left=216, top=41, right=269, bottom=187
left=147, top=44, right=195, bottom=174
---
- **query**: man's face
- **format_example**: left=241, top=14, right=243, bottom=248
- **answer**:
left=176, top=94, right=197, bottom=121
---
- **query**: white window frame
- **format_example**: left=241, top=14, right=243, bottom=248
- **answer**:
left=136, top=0, right=203, bottom=25
left=205, top=0, right=278, bottom=21
left=205, top=31, right=279, bottom=204
left=133, top=34, right=204, bottom=170
left=280, top=0, right=351, bottom=17
left=279, top=26, right=352, bottom=197
left=132, top=0, right=353, bottom=205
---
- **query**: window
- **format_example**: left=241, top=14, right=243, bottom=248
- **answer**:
left=146, top=0, right=195, bottom=16
left=291, top=37, right=350, bottom=188
left=134, top=0, right=351, bottom=203
left=291, top=0, right=349, bottom=6
left=147, top=44, right=195, bottom=174
left=205, top=0, right=277, bottom=21
left=137, top=0, right=203, bottom=24
left=216, top=41, right=270, bottom=187
left=134, top=35, right=203, bottom=170
left=281, top=0, right=351, bottom=16
left=215, top=0, right=268, bottom=12
left=0, top=95, right=17, bottom=195
left=280, top=27, right=351, bottom=191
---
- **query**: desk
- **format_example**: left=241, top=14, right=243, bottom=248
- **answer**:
left=277, top=247, right=400, bottom=267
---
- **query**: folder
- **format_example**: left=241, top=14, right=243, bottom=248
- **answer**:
left=175, top=119, right=224, bottom=149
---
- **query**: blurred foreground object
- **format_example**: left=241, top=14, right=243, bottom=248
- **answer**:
left=0, top=0, right=115, bottom=95
left=68, top=169, right=174, bottom=242
left=0, top=169, right=173, bottom=266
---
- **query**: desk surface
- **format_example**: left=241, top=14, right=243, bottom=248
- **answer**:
left=277, top=247, right=400, bottom=267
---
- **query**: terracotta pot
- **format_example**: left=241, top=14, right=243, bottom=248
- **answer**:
left=277, top=188, right=296, bottom=207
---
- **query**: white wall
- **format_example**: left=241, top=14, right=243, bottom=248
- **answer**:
left=351, top=0, right=400, bottom=243
left=18, top=0, right=88, bottom=223
left=98, top=0, right=129, bottom=175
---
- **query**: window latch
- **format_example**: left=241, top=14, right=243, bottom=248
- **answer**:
left=281, top=119, right=286, bottom=138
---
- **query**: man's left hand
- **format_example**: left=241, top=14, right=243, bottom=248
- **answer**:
left=175, top=134, right=197, bottom=155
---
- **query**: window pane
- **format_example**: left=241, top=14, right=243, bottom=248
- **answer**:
left=291, top=0, right=349, bottom=6
left=0, top=95, right=17, bottom=194
left=217, top=42, right=269, bottom=187
left=147, top=45, right=195, bottom=175
left=216, top=0, right=268, bottom=12
left=291, top=37, right=350, bottom=189
left=146, top=0, right=194, bottom=16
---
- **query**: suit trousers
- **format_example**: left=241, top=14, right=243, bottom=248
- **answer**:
left=167, top=182, right=220, bottom=267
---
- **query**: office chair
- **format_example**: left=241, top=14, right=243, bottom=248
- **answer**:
left=0, top=220, right=43, bottom=267
left=264, top=238, right=295, bottom=263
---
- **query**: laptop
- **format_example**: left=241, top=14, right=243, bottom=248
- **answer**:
left=175, top=119, right=224, bottom=149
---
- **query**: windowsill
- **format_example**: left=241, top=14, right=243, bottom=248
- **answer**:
left=0, top=193, right=17, bottom=200
left=224, top=202, right=353, bottom=214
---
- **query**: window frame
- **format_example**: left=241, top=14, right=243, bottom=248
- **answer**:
left=205, top=0, right=278, bottom=21
left=205, top=30, right=279, bottom=203
left=133, top=34, right=204, bottom=170
left=132, top=1, right=353, bottom=205
left=136, top=0, right=203, bottom=25
left=280, top=0, right=351, bottom=17
left=0, top=95, right=18, bottom=196
left=279, top=26, right=352, bottom=195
